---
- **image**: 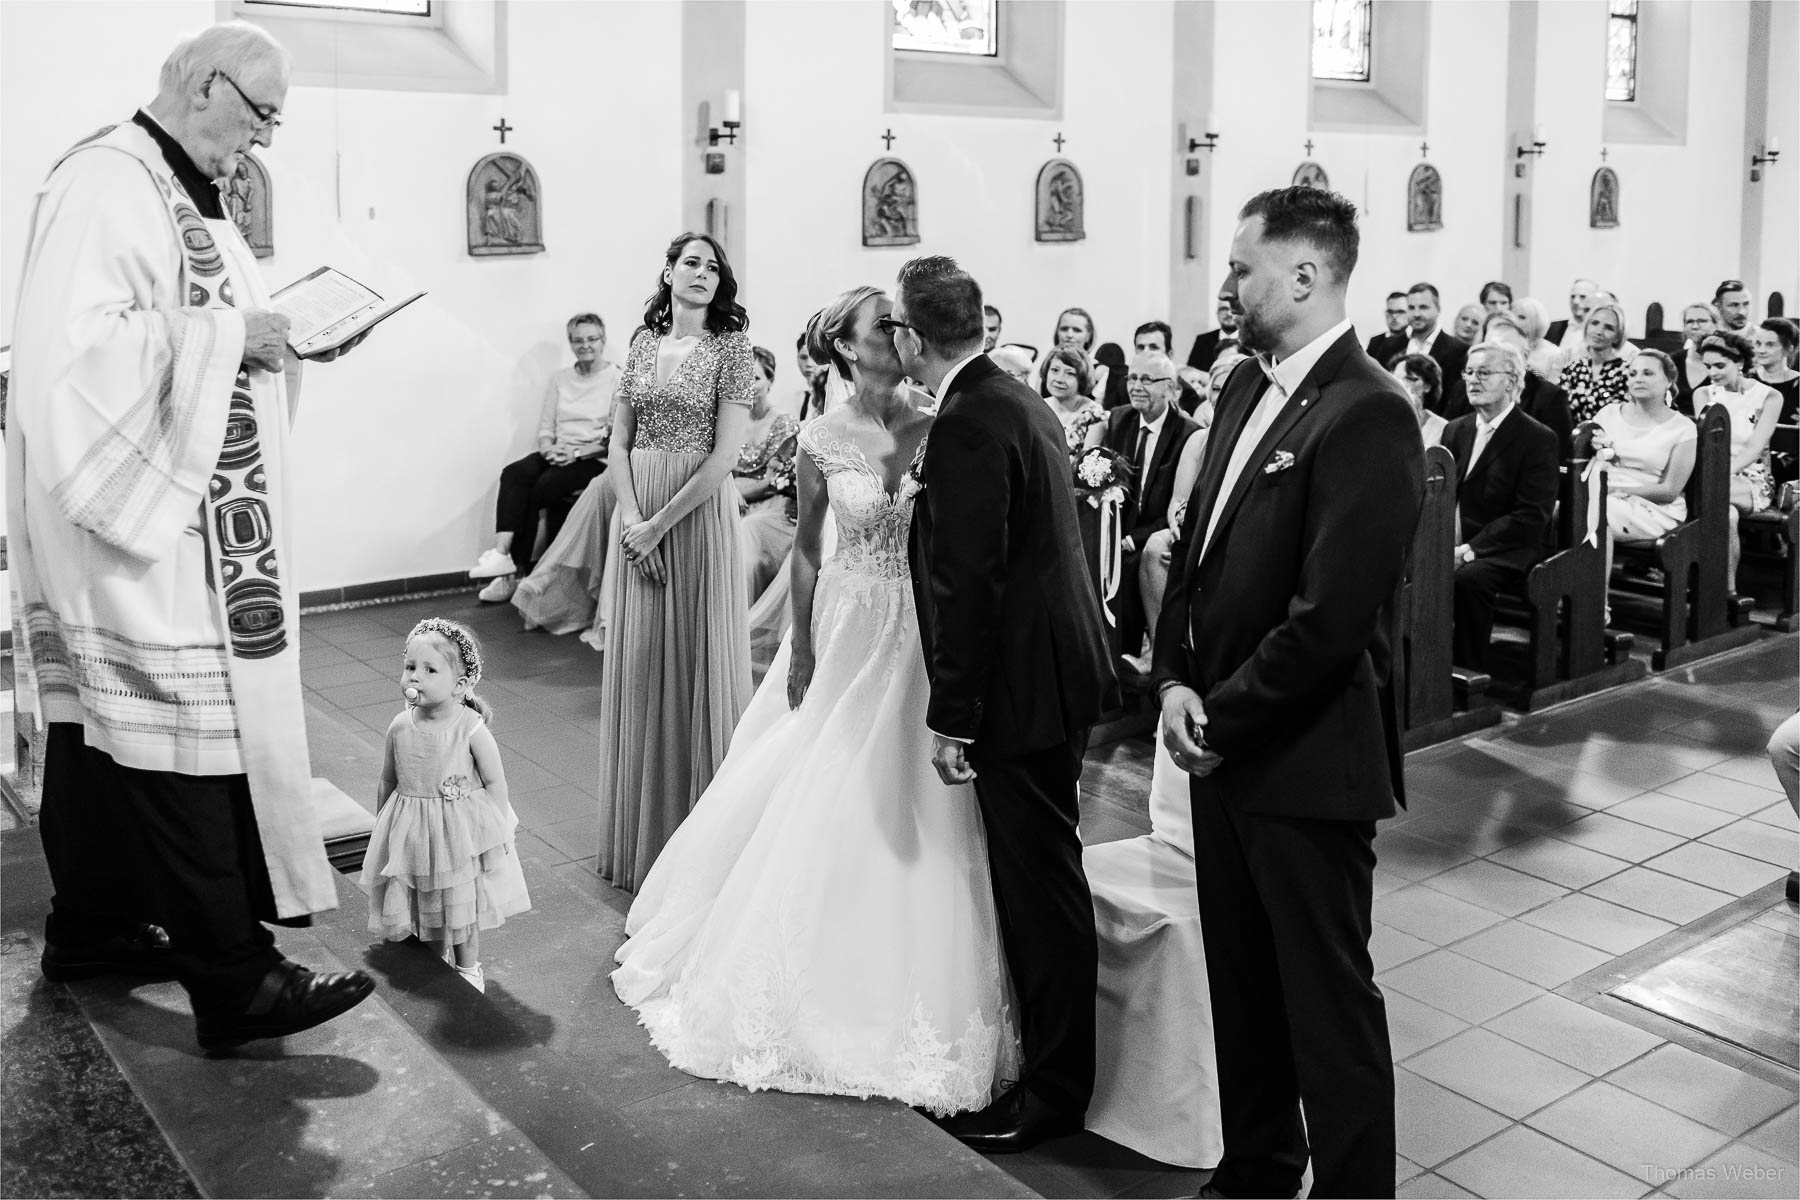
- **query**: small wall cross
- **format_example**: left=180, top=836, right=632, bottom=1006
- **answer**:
left=1600, top=146, right=1609, bottom=162
left=493, top=117, right=513, bottom=145
left=881, top=128, right=896, bottom=149
left=1419, top=141, right=1430, bottom=158
left=1053, top=132, right=1067, bottom=152
left=1304, top=139, right=1315, bottom=156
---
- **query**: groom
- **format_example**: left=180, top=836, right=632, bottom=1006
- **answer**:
left=1153, top=186, right=1422, bottom=1197
left=894, top=255, right=1117, bottom=1153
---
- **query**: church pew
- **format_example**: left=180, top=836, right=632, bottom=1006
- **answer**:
left=1738, top=430, right=1798, bottom=631
left=1395, top=445, right=1500, bottom=750
left=1487, top=429, right=1647, bottom=709
left=1611, top=406, right=1763, bottom=667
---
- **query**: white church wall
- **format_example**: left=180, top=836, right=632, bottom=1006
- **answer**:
left=1528, top=0, right=1752, bottom=330
left=1753, top=0, right=1798, bottom=319
left=741, top=0, right=1178, bottom=377
left=0, top=0, right=684, bottom=592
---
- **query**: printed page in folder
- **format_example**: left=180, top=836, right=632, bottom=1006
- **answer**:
left=271, top=267, right=425, bottom=359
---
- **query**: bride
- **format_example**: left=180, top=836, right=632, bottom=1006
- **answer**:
left=611, top=285, right=1018, bottom=1116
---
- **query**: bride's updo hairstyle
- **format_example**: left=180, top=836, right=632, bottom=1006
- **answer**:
left=805, top=285, right=883, bottom=381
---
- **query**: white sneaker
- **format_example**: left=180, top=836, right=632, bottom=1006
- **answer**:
left=477, top=575, right=516, bottom=603
left=470, top=547, right=514, bottom=579
left=455, top=962, right=485, bottom=993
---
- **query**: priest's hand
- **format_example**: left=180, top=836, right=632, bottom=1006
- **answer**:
left=242, top=310, right=291, bottom=372
left=308, top=330, right=370, bottom=364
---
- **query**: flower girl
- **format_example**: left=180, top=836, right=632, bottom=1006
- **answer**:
left=360, top=618, right=530, bottom=992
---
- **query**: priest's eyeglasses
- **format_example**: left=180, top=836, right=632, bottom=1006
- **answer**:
left=217, top=71, right=283, bottom=128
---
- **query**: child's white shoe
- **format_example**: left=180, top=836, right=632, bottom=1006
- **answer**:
left=477, top=575, right=516, bottom=603
left=470, top=547, right=514, bottom=579
left=579, top=624, right=605, bottom=652
left=455, top=962, right=485, bottom=993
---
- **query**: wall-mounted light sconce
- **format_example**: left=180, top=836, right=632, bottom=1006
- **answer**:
left=1750, top=138, right=1781, bottom=182
left=1515, top=124, right=1547, bottom=160
left=708, top=90, right=742, bottom=147
left=1183, top=113, right=1220, bottom=154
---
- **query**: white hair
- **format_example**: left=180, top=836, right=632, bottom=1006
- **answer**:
left=1469, top=340, right=1527, bottom=382
left=159, top=21, right=289, bottom=96
left=991, top=345, right=1035, bottom=376
left=1132, top=349, right=1176, bottom=379
left=1510, top=297, right=1550, bottom=341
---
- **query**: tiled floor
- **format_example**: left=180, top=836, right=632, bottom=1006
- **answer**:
left=294, top=596, right=1798, bottom=1199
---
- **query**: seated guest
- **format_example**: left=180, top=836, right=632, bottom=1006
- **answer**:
left=1715, top=279, right=1753, bottom=333
left=1752, top=318, right=1800, bottom=425
left=1389, top=353, right=1448, bottom=446
left=1368, top=290, right=1410, bottom=360
left=1042, top=347, right=1106, bottom=450
left=1480, top=280, right=1514, bottom=314
left=1096, top=341, right=1131, bottom=410
left=1104, top=351, right=1201, bottom=665
left=1674, top=302, right=1720, bottom=414
left=1405, top=281, right=1471, bottom=417
left=1591, top=352, right=1698, bottom=578
left=1451, top=303, right=1485, bottom=345
left=1186, top=297, right=1241, bottom=372
left=1483, top=312, right=1574, bottom=454
left=1175, top=365, right=1211, bottom=420
left=991, top=343, right=1036, bottom=386
left=1548, top=276, right=1599, bottom=349
left=1136, top=320, right=1205, bottom=415
left=1510, top=296, right=1566, bottom=384
left=1442, top=342, right=1560, bottom=673
left=982, top=303, right=1003, bottom=352
left=1562, top=301, right=1633, bottom=422
left=795, top=331, right=828, bottom=419
left=471, top=312, right=622, bottom=602
left=1695, top=330, right=1783, bottom=586
left=1036, top=305, right=1108, bottom=396
left=734, top=346, right=801, bottom=602
left=1137, top=411, right=1211, bottom=650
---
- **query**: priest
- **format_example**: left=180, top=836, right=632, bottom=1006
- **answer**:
left=8, top=20, right=374, bottom=1051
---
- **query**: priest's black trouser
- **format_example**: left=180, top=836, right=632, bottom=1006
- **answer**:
left=40, top=723, right=283, bottom=1009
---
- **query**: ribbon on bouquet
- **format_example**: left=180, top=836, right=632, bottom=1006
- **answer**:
left=1096, top=489, right=1123, bottom=626
left=1579, top=455, right=1608, bottom=547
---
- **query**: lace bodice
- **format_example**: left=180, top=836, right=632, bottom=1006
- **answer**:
left=798, top=418, right=923, bottom=583
left=618, top=329, right=756, bottom=453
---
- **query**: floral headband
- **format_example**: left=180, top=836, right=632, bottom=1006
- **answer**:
left=407, top=618, right=482, bottom=686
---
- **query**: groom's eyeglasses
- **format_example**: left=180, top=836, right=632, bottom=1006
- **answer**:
left=875, top=316, right=914, bottom=335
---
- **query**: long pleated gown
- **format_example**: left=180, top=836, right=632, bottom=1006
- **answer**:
left=598, top=328, right=756, bottom=891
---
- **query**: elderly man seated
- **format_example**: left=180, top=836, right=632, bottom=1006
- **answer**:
left=470, top=313, right=622, bottom=601
left=1104, top=349, right=1200, bottom=670
left=1442, top=342, right=1560, bottom=673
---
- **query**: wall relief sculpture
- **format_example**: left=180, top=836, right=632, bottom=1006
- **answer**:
left=1407, top=162, right=1443, bottom=232
left=862, top=158, right=920, bottom=247
left=1292, top=161, right=1330, bottom=191
left=1590, top=166, right=1620, bottom=229
left=1035, top=158, right=1085, bottom=243
left=223, top=152, right=273, bottom=258
left=467, top=152, right=544, bottom=257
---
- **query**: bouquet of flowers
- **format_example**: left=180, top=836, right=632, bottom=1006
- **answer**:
left=764, top=447, right=798, bottom=500
left=1065, top=408, right=1107, bottom=454
left=1072, top=446, right=1134, bottom=509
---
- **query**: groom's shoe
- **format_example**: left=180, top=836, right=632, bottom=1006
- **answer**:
left=947, top=1087, right=1083, bottom=1154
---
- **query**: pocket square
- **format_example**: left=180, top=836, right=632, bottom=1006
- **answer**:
left=1263, top=450, right=1296, bottom=475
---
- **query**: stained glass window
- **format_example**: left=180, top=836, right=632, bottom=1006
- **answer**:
left=1606, top=0, right=1639, bottom=102
left=1312, top=0, right=1373, bottom=83
left=247, top=0, right=430, bottom=14
left=892, top=0, right=998, bottom=58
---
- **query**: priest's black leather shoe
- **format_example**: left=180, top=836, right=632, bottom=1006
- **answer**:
left=40, top=923, right=179, bottom=982
left=947, top=1086, right=1083, bottom=1154
left=195, top=960, right=376, bottom=1052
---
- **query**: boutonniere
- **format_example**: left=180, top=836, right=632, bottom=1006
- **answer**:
left=900, top=437, right=929, bottom=500
left=1263, top=450, right=1296, bottom=475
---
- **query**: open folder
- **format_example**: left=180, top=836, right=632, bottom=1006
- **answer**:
left=271, top=266, right=425, bottom=360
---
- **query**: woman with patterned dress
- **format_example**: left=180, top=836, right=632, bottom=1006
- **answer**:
left=597, top=233, right=757, bottom=892
left=734, top=346, right=801, bottom=603
left=612, top=284, right=1016, bottom=1117
left=1561, top=301, right=1632, bottom=422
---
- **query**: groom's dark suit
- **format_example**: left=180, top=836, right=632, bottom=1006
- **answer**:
left=1151, top=330, right=1422, bottom=1198
left=910, top=353, right=1117, bottom=1118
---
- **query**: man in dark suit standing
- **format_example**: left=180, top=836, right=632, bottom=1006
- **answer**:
left=1105, top=349, right=1201, bottom=666
left=1366, top=290, right=1409, bottom=362
left=1442, top=342, right=1560, bottom=674
left=1152, top=187, right=1421, bottom=1198
left=1403, top=282, right=1470, bottom=418
left=894, top=255, right=1118, bottom=1154
left=1186, top=297, right=1242, bottom=372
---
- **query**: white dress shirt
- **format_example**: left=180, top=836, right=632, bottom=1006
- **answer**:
left=1405, top=326, right=1441, bottom=358
left=1463, top=398, right=1514, bottom=477
left=1200, top=319, right=1351, bottom=558
left=934, top=350, right=985, bottom=408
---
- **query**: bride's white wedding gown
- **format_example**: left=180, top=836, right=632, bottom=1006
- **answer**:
left=611, top=418, right=1019, bottom=1116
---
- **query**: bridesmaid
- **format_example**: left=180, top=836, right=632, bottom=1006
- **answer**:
left=599, top=232, right=757, bottom=891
